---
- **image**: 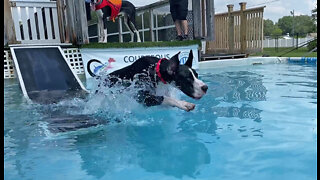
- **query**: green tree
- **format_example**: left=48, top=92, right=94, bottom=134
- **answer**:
left=271, top=26, right=283, bottom=38
left=294, top=15, right=317, bottom=36
left=277, top=15, right=316, bottom=37
left=277, top=16, right=293, bottom=35
left=312, top=4, right=317, bottom=21
left=264, top=19, right=274, bottom=37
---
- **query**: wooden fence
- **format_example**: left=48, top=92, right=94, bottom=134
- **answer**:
left=9, top=0, right=61, bottom=44
left=6, top=0, right=89, bottom=45
left=207, top=3, right=265, bottom=54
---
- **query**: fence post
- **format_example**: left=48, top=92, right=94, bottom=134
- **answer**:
left=239, top=2, right=247, bottom=54
left=76, top=0, right=89, bottom=44
left=206, top=0, right=215, bottom=41
left=118, top=17, right=123, bottom=42
left=192, top=0, right=202, bottom=39
left=227, top=4, right=234, bottom=53
left=56, top=0, right=67, bottom=43
left=149, top=9, right=155, bottom=42
left=4, top=0, right=18, bottom=45
left=65, top=0, right=89, bottom=45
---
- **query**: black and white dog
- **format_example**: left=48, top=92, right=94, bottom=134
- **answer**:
left=89, top=50, right=208, bottom=111
left=90, top=0, right=141, bottom=43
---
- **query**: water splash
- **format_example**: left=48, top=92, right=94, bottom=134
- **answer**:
left=31, top=75, right=182, bottom=135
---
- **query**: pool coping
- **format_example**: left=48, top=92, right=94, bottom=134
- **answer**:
left=198, top=56, right=317, bottom=69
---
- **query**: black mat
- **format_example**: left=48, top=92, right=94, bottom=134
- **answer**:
left=12, top=47, right=86, bottom=103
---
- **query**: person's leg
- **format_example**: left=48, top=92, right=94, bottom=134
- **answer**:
left=181, top=20, right=188, bottom=36
left=170, top=1, right=183, bottom=40
left=174, top=21, right=183, bottom=36
left=177, top=0, right=188, bottom=39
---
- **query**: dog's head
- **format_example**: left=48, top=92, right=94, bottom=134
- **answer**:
left=164, top=50, right=208, bottom=99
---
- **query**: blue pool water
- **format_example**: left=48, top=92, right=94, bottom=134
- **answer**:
left=4, top=62, right=317, bottom=180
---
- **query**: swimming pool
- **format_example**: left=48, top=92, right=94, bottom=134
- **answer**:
left=4, top=61, right=317, bottom=180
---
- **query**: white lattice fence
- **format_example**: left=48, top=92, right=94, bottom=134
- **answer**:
left=4, top=50, right=16, bottom=79
left=4, top=48, right=85, bottom=79
left=63, top=48, right=84, bottom=75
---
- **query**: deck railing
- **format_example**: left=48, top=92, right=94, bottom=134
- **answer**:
left=207, top=3, right=265, bottom=54
left=90, top=0, right=194, bottom=42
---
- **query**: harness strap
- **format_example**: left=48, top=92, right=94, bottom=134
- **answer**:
left=95, top=0, right=122, bottom=22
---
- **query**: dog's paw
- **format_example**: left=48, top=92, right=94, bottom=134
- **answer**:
left=179, top=101, right=195, bottom=112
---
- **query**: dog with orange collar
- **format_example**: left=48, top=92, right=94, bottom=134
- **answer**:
left=90, top=50, right=208, bottom=112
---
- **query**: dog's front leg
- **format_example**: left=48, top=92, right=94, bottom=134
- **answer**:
left=162, top=97, right=195, bottom=112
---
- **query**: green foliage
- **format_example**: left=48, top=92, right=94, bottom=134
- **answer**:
left=312, top=4, right=317, bottom=21
left=271, top=26, right=282, bottom=38
left=294, top=15, right=317, bottom=36
left=264, top=19, right=274, bottom=36
left=277, top=16, right=293, bottom=35
left=307, top=39, right=317, bottom=51
left=277, top=15, right=316, bottom=36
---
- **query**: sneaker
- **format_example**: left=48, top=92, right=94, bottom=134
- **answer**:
left=175, top=35, right=183, bottom=41
left=182, top=34, right=188, bottom=40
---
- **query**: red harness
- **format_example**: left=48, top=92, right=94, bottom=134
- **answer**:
left=95, top=0, right=122, bottom=22
left=156, top=58, right=167, bottom=84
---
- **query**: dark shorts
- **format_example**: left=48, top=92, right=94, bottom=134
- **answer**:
left=169, top=0, right=188, bottom=21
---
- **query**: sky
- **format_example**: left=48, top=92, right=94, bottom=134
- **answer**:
left=130, top=0, right=317, bottom=23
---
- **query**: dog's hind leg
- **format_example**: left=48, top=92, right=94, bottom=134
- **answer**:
left=129, top=21, right=141, bottom=42
left=136, top=90, right=164, bottom=106
left=123, top=15, right=135, bottom=42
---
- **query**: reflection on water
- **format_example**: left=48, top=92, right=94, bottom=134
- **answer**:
left=212, top=105, right=262, bottom=122
left=75, top=124, right=211, bottom=179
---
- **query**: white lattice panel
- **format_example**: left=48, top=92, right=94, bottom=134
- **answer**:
left=4, top=50, right=16, bottom=79
left=63, top=48, right=85, bottom=75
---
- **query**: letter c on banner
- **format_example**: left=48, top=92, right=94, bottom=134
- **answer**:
left=124, top=56, right=128, bottom=63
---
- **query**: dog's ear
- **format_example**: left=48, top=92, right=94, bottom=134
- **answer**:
left=185, top=50, right=193, bottom=68
left=167, top=52, right=180, bottom=75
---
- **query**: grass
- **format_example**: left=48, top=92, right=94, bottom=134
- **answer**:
left=80, top=40, right=202, bottom=49
left=250, top=47, right=317, bottom=57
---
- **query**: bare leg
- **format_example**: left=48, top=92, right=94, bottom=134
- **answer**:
left=174, top=21, right=183, bottom=36
left=181, top=20, right=188, bottom=36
